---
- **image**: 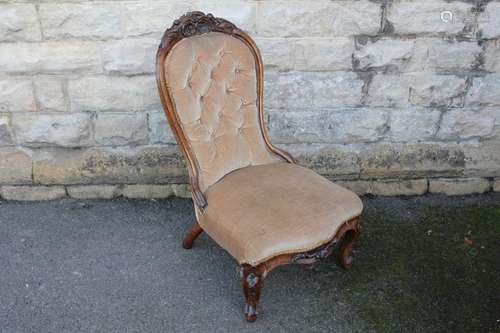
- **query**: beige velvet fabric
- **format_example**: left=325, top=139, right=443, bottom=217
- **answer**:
left=198, top=163, right=363, bottom=266
left=164, top=32, right=281, bottom=191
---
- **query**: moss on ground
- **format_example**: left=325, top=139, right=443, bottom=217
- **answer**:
left=336, top=197, right=500, bottom=333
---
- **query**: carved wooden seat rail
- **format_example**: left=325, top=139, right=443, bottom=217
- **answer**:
left=156, top=11, right=363, bottom=322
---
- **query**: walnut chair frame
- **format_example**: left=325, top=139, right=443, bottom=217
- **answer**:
left=156, top=12, right=361, bottom=322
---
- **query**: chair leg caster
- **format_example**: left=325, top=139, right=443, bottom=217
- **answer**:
left=182, top=221, right=203, bottom=249
left=241, top=264, right=264, bottom=322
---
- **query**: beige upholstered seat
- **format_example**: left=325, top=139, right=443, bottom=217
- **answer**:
left=199, top=163, right=363, bottom=266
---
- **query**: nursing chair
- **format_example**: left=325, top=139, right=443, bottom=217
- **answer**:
left=156, top=12, right=363, bottom=322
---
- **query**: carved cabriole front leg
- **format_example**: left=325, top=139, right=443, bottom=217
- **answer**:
left=239, top=217, right=360, bottom=322
left=240, top=264, right=265, bottom=322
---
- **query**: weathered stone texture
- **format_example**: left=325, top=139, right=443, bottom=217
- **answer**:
left=0, top=4, right=41, bottom=42
left=94, top=112, right=148, bottom=146
left=437, top=109, right=498, bottom=141
left=354, top=38, right=417, bottom=72
left=0, top=42, right=101, bottom=74
left=256, top=1, right=380, bottom=37
left=67, top=185, right=119, bottom=200
left=467, top=75, right=500, bottom=106
left=148, top=110, right=176, bottom=144
left=33, top=147, right=186, bottom=185
left=294, top=38, right=354, bottom=71
left=69, top=76, right=160, bottom=112
left=365, top=75, right=410, bottom=107
left=409, top=74, right=467, bottom=108
left=417, top=38, right=481, bottom=72
left=0, top=148, right=32, bottom=184
left=388, top=108, right=441, bottom=142
left=462, top=142, right=500, bottom=178
left=353, top=142, right=499, bottom=181
left=254, top=38, right=294, bottom=71
left=33, top=77, right=66, bottom=112
left=367, top=74, right=466, bottom=108
left=102, top=38, right=158, bottom=75
left=0, top=116, right=14, bottom=146
left=358, top=143, right=467, bottom=179
left=285, top=144, right=360, bottom=179
left=0, top=1, right=498, bottom=197
left=478, top=3, right=500, bottom=39
left=336, top=179, right=428, bottom=196
left=79, top=183, right=189, bottom=199
left=371, top=179, right=428, bottom=196
left=13, top=113, right=92, bottom=147
left=0, top=79, right=35, bottom=112
left=387, top=2, right=474, bottom=35
left=171, top=184, right=191, bottom=199
left=192, top=0, right=256, bottom=33
left=265, top=72, right=364, bottom=109
left=354, top=38, right=480, bottom=73
left=1, top=186, right=66, bottom=201
left=429, top=178, right=491, bottom=196
left=120, top=2, right=195, bottom=38
left=39, top=3, right=125, bottom=40
left=39, top=2, right=255, bottom=40
left=484, top=40, right=500, bottom=72
left=335, top=180, right=372, bottom=195
left=268, top=108, right=389, bottom=144
left=120, top=184, right=174, bottom=199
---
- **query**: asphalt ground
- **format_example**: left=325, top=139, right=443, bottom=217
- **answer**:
left=1, top=194, right=499, bottom=332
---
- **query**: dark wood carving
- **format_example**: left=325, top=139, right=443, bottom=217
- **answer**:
left=240, top=264, right=264, bottom=322
left=159, top=11, right=237, bottom=50
left=156, top=11, right=362, bottom=322
left=237, top=218, right=360, bottom=322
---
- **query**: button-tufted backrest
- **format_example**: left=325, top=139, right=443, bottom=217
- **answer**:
left=157, top=12, right=294, bottom=208
left=162, top=31, right=282, bottom=192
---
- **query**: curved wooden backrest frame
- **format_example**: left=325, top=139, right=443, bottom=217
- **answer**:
left=156, top=11, right=294, bottom=210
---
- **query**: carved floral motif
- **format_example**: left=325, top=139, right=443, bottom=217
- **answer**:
left=291, top=238, right=338, bottom=265
left=159, top=11, right=238, bottom=49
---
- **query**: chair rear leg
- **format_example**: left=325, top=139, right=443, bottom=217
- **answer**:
left=337, top=220, right=360, bottom=269
left=182, top=221, right=203, bottom=249
left=240, top=264, right=264, bottom=322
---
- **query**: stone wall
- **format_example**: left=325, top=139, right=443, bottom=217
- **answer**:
left=0, top=0, right=499, bottom=200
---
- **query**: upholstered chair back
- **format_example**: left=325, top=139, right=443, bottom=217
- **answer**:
left=157, top=13, right=292, bottom=202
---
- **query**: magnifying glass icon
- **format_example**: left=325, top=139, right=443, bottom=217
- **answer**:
left=441, top=11, right=454, bottom=23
